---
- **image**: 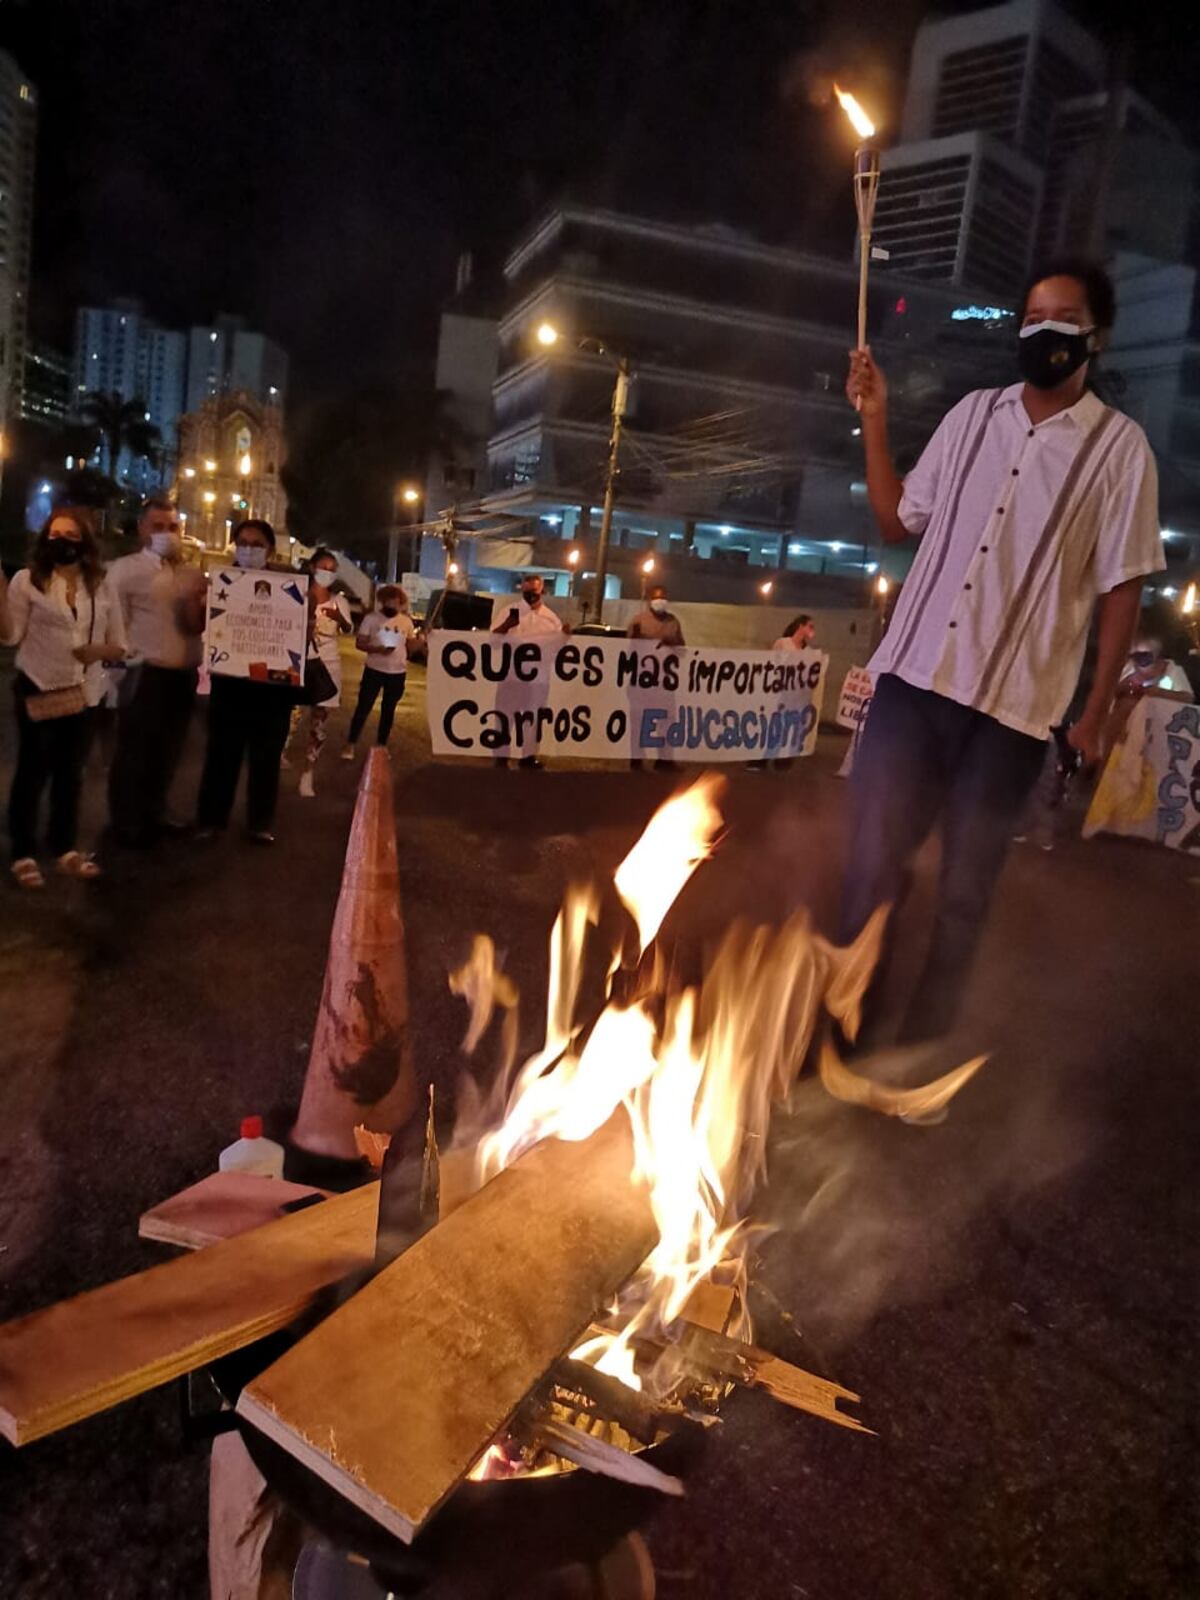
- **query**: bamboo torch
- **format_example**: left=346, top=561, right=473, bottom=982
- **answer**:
left=835, top=86, right=881, bottom=354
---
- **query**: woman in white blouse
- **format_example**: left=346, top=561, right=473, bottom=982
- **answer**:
left=0, top=507, right=127, bottom=887
left=287, top=546, right=352, bottom=798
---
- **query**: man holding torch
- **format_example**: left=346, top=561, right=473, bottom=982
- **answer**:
left=841, top=262, right=1163, bottom=1047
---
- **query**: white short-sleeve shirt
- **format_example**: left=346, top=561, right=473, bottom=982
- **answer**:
left=491, top=598, right=564, bottom=636
left=871, top=384, right=1164, bottom=739
left=358, top=609, right=415, bottom=675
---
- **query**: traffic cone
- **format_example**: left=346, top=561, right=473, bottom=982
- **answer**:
left=289, top=748, right=418, bottom=1167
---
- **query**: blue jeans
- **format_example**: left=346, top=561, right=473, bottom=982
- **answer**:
left=839, top=674, right=1046, bottom=1043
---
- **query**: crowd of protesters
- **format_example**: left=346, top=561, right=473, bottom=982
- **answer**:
left=0, top=503, right=424, bottom=886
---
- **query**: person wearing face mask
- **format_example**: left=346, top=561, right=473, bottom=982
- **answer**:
left=840, top=260, right=1163, bottom=1054
left=194, top=520, right=295, bottom=845
left=629, top=584, right=686, bottom=647
left=0, top=509, right=127, bottom=887
left=341, top=585, right=421, bottom=759
left=285, top=548, right=353, bottom=797
left=106, top=497, right=207, bottom=847
left=491, top=575, right=565, bottom=768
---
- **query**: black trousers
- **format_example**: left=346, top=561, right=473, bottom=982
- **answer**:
left=196, top=676, right=295, bottom=832
left=8, top=676, right=91, bottom=860
left=347, top=667, right=406, bottom=747
left=108, top=663, right=198, bottom=842
left=838, top=673, right=1047, bottom=1044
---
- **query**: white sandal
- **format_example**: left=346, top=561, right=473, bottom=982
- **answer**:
left=11, top=857, right=45, bottom=890
left=56, top=851, right=103, bottom=881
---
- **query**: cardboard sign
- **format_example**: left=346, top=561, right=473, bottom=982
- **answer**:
left=836, top=666, right=874, bottom=731
left=1084, top=697, right=1200, bottom=854
left=427, top=632, right=827, bottom=762
left=206, top=568, right=308, bottom=685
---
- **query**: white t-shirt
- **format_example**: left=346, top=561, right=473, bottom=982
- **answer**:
left=870, top=384, right=1163, bottom=739
left=308, top=591, right=353, bottom=688
left=491, top=597, right=564, bottom=636
left=4, top=569, right=127, bottom=705
left=772, top=633, right=811, bottom=652
left=358, top=609, right=416, bottom=675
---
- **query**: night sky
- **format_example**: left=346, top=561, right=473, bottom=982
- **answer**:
left=2, top=0, right=1195, bottom=412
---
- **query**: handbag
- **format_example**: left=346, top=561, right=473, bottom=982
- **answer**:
left=303, top=656, right=337, bottom=706
left=25, top=684, right=88, bottom=722
left=24, top=586, right=95, bottom=721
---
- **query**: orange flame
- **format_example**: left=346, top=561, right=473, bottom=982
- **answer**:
left=835, top=84, right=875, bottom=141
left=454, top=777, right=979, bottom=1422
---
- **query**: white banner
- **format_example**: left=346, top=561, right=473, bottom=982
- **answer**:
left=206, top=567, right=308, bottom=686
left=427, top=632, right=827, bottom=762
left=1085, top=697, right=1200, bottom=854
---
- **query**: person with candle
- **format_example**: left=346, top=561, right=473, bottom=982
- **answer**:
left=841, top=260, right=1163, bottom=1054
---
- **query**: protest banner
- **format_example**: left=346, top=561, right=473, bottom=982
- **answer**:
left=206, top=568, right=309, bottom=685
left=1084, top=697, right=1200, bottom=855
left=426, top=632, right=827, bottom=763
left=836, top=666, right=874, bottom=732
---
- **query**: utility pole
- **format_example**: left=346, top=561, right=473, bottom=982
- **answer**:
left=592, top=356, right=630, bottom=625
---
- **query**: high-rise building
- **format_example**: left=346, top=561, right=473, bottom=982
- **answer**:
left=875, top=133, right=1043, bottom=297
left=71, top=301, right=187, bottom=487
left=21, top=338, right=70, bottom=431
left=0, top=52, right=37, bottom=427
left=186, top=315, right=288, bottom=412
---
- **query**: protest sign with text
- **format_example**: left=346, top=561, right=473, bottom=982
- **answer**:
left=426, top=632, right=827, bottom=762
left=205, top=568, right=308, bottom=685
left=836, top=665, right=874, bottom=731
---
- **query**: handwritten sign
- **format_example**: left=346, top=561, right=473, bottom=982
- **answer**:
left=1084, top=696, right=1200, bottom=854
left=205, top=567, right=308, bottom=685
left=836, top=666, right=874, bottom=731
left=426, top=632, right=827, bottom=762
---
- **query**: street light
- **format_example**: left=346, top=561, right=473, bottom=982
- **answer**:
left=533, top=318, right=631, bottom=625
left=641, top=557, right=655, bottom=575
left=401, top=485, right=420, bottom=504
left=760, top=580, right=774, bottom=597
left=202, top=490, right=216, bottom=505
left=239, top=453, right=253, bottom=522
left=875, top=574, right=890, bottom=596
left=567, top=548, right=581, bottom=567
left=183, top=466, right=196, bottom=479
left=204, top=459, right=216, bottom=472
left=390, top=484, right=423, bottom=581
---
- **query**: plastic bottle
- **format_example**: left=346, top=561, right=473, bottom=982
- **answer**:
left=218, top=1115, right=285, bottom=1178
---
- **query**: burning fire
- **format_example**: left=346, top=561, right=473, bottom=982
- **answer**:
left=453, top=776, right=980, bottom=1440
left=834, top=84, right=875, bottom=141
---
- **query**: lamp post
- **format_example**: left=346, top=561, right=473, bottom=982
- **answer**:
left=389, top=484, right=422, bottom=582
left=567, top=546, right=581, bottom=599
left=536, top=321, right=631, bottom=625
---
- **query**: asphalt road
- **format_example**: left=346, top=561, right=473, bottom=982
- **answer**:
left=0, top=648, right=1196, bottom=1599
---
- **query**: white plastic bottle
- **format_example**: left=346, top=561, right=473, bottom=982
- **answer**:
left=218, top=1115, right=285, bottom=1178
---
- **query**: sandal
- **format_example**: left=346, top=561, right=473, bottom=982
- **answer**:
left=11, top=858, right=45, bottom=890
left=56, top=851, right=103, bottom=881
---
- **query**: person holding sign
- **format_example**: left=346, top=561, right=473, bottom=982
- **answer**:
left=842, top=261, right=1163, bottom=1048
left=194, top=521, right=297, bottom=846
left=341, top=585, right=421, bottom=758
left=759, top=615, right=816, bottom=773
left=491, top=574, right=565, bottom=769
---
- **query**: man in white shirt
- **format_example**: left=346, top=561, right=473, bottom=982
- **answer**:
left=107, top=498, right=207, bottom=846
left=491, top=575, right=565, bottom=768
left=841, top=261, right=1163, bottom=1045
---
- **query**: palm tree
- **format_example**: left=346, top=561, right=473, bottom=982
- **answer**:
left=79, top=391, right=162, bottom=481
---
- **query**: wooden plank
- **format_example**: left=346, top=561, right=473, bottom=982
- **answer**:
left=237, top=1111, right=657, bottom=1546
left=0, top=1182, right=379, bottom=1447
left=673, top=1325, right=873, bottom=1435
left=138, top=1171, right=329, bottom=1251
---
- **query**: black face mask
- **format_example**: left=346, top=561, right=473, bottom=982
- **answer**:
left=47, top=538, right=81, bottom=566
left=1017, top=321, right=1094, bottom=391
left=381, top=606, right=399, bottom=618
left=522, top=589, right=540, bottom=605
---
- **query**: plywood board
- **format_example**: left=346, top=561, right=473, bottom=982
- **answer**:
left=139, top=1171, right=329, bottom=1251
left=0, top=1182, right=378, bottom=1446
left=238, top=1113, right=656, bottom=1545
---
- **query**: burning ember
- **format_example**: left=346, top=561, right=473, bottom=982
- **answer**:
left=451, top=775, right=981, bottom=1478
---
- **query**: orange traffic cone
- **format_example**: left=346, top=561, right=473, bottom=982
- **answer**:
left=289, top=748, right=418, bottom=1164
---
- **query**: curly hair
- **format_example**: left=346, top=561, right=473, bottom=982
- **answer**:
left=30, top=506, right=105, bottom=595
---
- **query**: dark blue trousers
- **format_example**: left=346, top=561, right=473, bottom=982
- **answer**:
left=838, top=673, right=1047, bottom=1043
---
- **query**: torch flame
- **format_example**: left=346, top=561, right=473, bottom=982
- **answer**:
left=835, top=84, right=875, bottom=141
